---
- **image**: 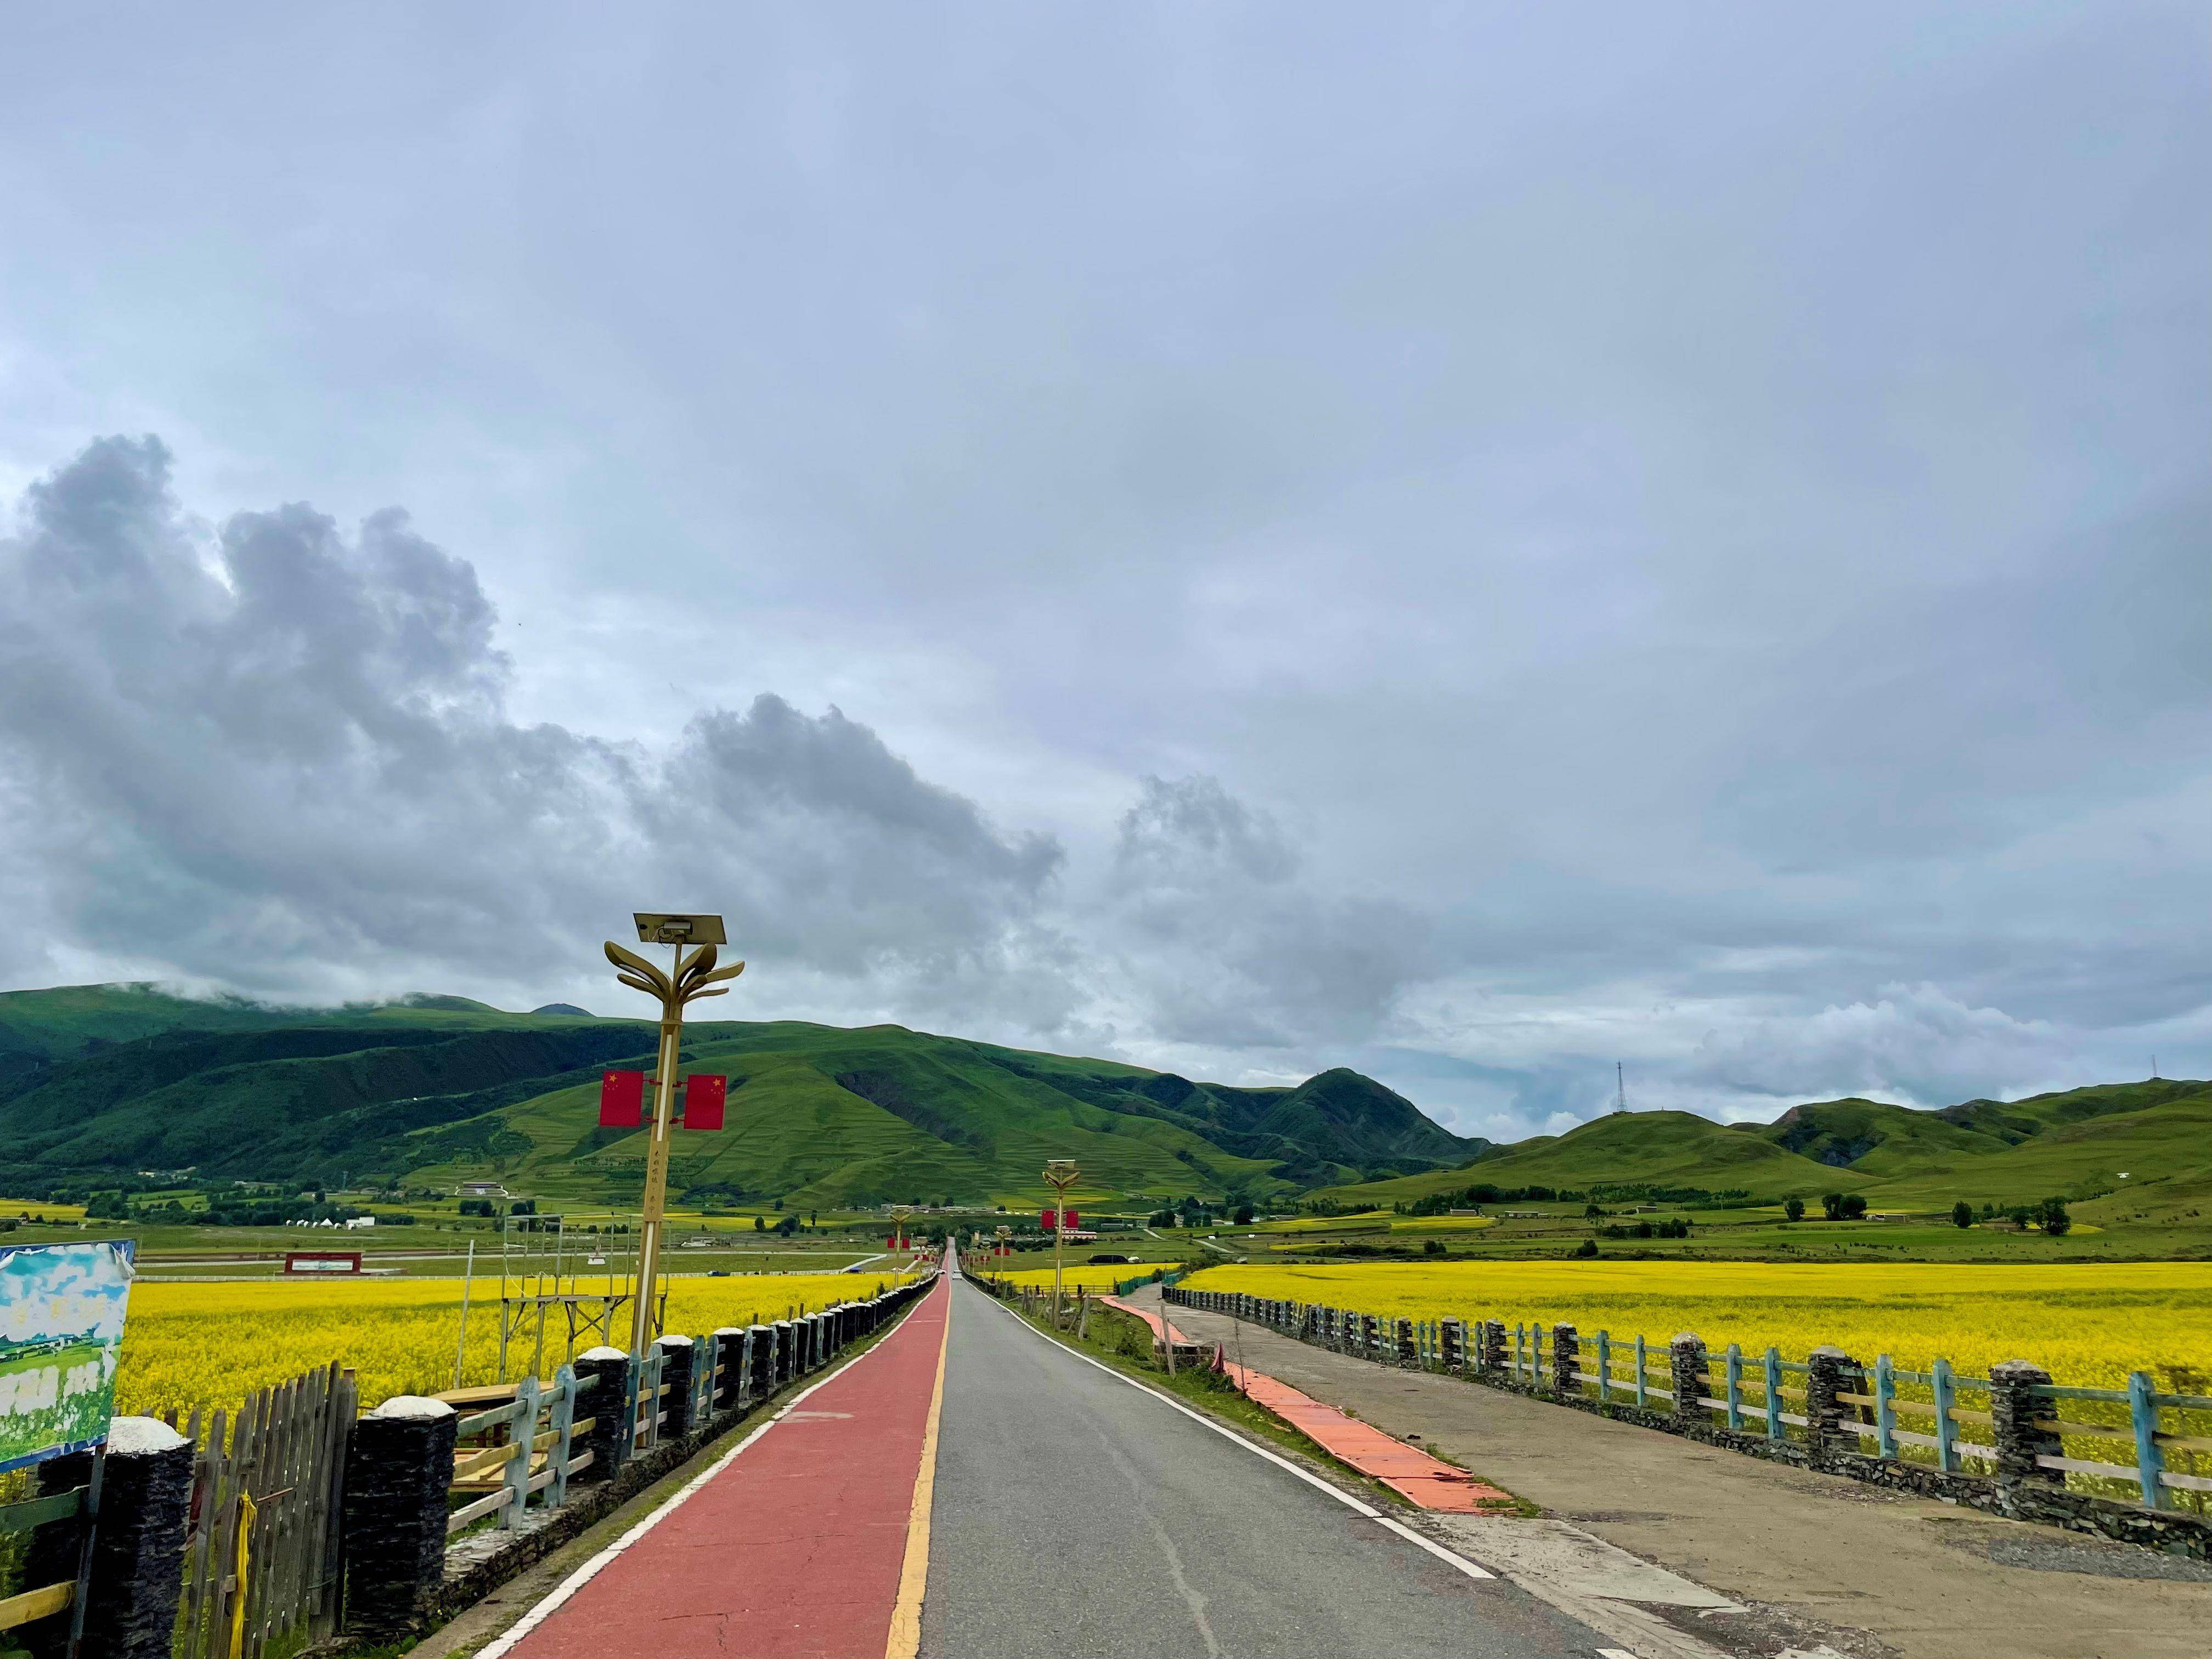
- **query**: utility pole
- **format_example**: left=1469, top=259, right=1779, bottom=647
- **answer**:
left=606, top=913, right=744, bottom=1356
left=1043, top=1159, right=1079, bottom=1329
left=1616, top=1062, right=1627, bottom=1114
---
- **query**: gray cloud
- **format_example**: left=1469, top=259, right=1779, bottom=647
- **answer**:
left=0, top=438, right=1062, bottom=1007
left=1, top=5, right=2206, bottom=1137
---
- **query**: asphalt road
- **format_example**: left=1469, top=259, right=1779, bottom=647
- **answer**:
left=921, top=1274, right=1611, bottom=1659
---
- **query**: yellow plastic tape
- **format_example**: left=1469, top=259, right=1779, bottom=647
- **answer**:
left=230, top=1491, right=256, bottom=1658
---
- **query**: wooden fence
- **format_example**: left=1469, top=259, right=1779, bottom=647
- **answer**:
left=166, top=1361, right=358, bottom=1659
left=442, top=1367, right=600, bottom=1537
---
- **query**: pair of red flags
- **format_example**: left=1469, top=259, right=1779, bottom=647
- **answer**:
left=1040, top=1207, right=1080, bottom=1231
left=596, top=1069, right=725, bottom=1131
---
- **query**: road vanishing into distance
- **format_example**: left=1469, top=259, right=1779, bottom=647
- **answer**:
left=476, top=1265, right=1624, bottom=1659
left=921, top=1272, right=1607, bottom=1658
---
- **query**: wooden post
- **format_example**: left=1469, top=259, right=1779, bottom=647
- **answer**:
left=502, top=1376, right=540, bottom=1528
left=1932, top=1357, right=1957, bottom=1471
left=1873, top=1355, right=1895, bottom=1459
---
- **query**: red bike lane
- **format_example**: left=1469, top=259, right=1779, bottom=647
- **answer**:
left=486, top=1273, right=951, bottom=1659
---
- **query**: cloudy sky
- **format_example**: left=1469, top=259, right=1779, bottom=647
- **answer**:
left=1, top=4, right=2205, bottom=1140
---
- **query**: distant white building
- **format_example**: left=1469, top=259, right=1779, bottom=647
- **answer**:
left=458, top=1181, right=509, bottom=1198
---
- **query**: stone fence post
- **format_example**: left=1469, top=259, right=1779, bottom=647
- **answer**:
left=1670, top=1334, right=1710, bottom=1426
left=1805, top=1347, right=1859, bottom=1460
left=343, top=1396, right=458, bottom=1640
left=1552, top=1325, right=1581, bottom=1399
left=1988, top=1359, right=2065, bottom=1499
left=1440, top=1318, right=1464, bottom=1370
left=656, top=1336, right=698, bottom=1437
left=1479, top=1319, right=1506, bottom=1373
left=574, top=1347, right=631, bottom=1482
left=712, top=1328, right=747, bottom=1412
left=747, top=1325, right=774, bottom=1399
left=26, top=1418, right=192, bottom=1659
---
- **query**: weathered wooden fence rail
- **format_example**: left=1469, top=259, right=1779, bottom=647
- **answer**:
left=5, top=1274, right=933, bottom=1659
left=1165, top=1284, right=2212, bottom=1560
left=169, top=1359, right=358, bottom=1659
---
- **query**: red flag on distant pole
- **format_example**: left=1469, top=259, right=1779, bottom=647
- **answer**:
left=598, top=1070, right=644, bottom=1128
left=1040, top=1207, right=1057, bottom=1231
left=682, top=1074, right=726, bottom=1130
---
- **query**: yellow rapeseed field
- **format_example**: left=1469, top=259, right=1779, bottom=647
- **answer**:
left=116, top=1271, right=921, bottom=1420
left=1182, top=1261, right=2212, bottom=1392
left=990, top=1265, right=1164, bottom=1294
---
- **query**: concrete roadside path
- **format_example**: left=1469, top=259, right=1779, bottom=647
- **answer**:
left=1137, top=1286, right=2212, bottom=1659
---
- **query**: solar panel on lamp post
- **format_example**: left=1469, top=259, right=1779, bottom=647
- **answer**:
left=606, top=912, right=743, bottom=1357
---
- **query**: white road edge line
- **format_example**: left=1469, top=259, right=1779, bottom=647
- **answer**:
left=1597, top=1649, right=1643, bottom=1658
left=980, top=1285, right=1494, bottom=1579
left=476, top=1278, right=944, bottom=1659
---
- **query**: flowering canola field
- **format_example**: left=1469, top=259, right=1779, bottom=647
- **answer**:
left=1182, top=1261, right=2212, bottom=1391
left=989, top=1265, right=1164, bottom=1294
left=116, top=1271, right=919, bottom=1420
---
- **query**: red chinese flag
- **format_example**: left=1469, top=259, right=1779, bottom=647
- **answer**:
left=598, top=1069, right=644, bottom=1127
left=1041, top=1207, right=1057, bottom=1231
left=683, top=1074, right=727, bottom=1131
left=1063, top=1209, right=1079, bottom=1231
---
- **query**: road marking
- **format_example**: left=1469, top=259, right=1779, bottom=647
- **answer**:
left=475, top=1290, right=930, bottom=1659
left=1373, top=1514, right=1500, bottom=1583
left=885, top=1282, right=952, bottom=1658
left=981, top=1288, right=1493, bottom=1578
left=1597, top=1649, right=1642, bottom=1658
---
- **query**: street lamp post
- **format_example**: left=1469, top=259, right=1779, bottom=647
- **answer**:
left=1043, top=1159, right=1079, bottom=1329
left=607, top=912, right=744, bottom=1356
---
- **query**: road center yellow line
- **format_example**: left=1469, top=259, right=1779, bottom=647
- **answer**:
left=886, top=1280, right=952, bottom=1658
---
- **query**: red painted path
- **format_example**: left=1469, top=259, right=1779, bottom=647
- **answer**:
left=1102, top=1294, right=1513, bottom=1511
left=493, top=1274, right=949, bottom=1659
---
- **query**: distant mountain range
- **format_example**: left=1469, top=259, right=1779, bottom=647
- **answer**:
left=1321, top=1079, right=2212, bottom=1214
left=2, top=984, right=2199, bottom=1216
left=0, top=985, right=1484, bottom=1205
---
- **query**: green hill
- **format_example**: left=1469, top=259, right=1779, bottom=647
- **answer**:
left=0, top=984, right=1483, bottom=1206
left=1754, top=1097, right=2013, bottom=1175
left=1860, top=1090, right=2212, bottom=1209
left=4, top=983, right=2204, bottom=1226
left=1319, top=1109, right=1874, bottom=1205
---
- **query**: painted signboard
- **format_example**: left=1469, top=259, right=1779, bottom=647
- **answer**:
left=0, top=1239, right=136, bottom=1474
left=284, top=1251, right=363, bottom=1274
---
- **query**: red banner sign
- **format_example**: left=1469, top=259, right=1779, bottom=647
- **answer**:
left=1040, top=1207, right=1057, bottom=1230
left=1062, top=1209, right=1079, bottom=1231
left=598, top=1069, right=644, bottom=1128
left=683, top=1073, right=727, bottom=1131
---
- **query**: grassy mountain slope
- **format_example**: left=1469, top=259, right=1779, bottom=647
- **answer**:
left=1754, top=1097, right=2013, bottom=1175
left=0, top=985, right=1472, bottom=1205
left=1935, top=1080, right=2209, bottom=1143
left=1861, top=1091, right=2212, bottom=1208
left=1318, top=1109, right=1871, bottom=1205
